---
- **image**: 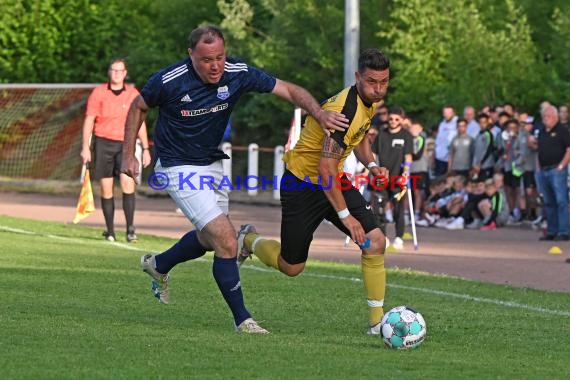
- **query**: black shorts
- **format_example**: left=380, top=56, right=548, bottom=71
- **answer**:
left=92, top=136, right=123, bottom=180
left=410, top=171, right=429, bottom=190
left=523, top=171, right=536, bottom=188
left=280, top=171, right=378, bottom=265
left=504, top=171, right=521, bottom=188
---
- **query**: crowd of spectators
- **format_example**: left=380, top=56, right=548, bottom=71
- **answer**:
left=367, top=102, right=569, bottom=241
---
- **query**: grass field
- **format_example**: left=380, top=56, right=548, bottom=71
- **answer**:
left=1, top=214, right=569, bottom=380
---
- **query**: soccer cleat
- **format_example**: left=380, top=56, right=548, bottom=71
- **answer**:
left=367, top=322, right=382, bottom=335
left=127, top=227, right=138, bottom=243
left=236, top=224, right=256, bottom=267
left=127, top=232, right=138, bottom=242
left=140, top=254, right=170, bottom=304
left=102, top=231, right=116, bottom=242
left=391, top=237, right=404, bottom=250
left=554, top=234, right=569, bottom=241
left=236, top=318, right=269, bottom=334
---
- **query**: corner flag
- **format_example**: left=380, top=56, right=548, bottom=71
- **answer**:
left=73, top=168, right=95, bottom=224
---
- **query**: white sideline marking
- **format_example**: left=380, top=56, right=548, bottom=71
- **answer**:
left=1, top=224, right=569, bottom=317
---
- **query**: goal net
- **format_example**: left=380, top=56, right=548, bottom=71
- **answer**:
left=0, top=84, right=97, bottom=181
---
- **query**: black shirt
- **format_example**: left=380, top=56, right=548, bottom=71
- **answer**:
left=373, top=127, right=414, bottom=175
left=537, top=123, right=570, bottom=168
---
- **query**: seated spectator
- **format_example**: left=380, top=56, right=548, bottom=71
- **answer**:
left=478, top=174, right=510, bottom=230
left=416, top=176, right=447, bottom=226
left=442, top=177, right=487, bottom=230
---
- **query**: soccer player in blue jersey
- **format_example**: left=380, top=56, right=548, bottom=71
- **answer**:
left=121, top=26, right=349, bottom=333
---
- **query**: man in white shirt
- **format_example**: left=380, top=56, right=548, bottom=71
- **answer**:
left=433, top=105, right=458, bottom=176
left=464, top=106, right=480, bottom=138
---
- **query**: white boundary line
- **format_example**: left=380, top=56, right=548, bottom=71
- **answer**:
left=1, top=224, right=569, bottom=317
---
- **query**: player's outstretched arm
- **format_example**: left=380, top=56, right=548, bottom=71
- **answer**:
left=122, top=95, right=149, bottom=182
left=272, top=79, right=349, bottom=135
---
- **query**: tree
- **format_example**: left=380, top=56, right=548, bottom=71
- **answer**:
left=379, top=0, right=554, bottom=123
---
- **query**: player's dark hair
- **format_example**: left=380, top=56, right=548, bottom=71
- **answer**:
left=358, top=49, right=390, bottom=72
left=188, top=26, right=225, bottom=49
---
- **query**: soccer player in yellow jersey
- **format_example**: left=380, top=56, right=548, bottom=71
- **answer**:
left=237, top=48, right=391, bottom=334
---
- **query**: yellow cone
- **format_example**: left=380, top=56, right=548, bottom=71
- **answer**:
left=548, top=246, right=562, bottom=255
left=385, top=245, right=399, bottom=254
left=402, top=232, right=413, bottom=241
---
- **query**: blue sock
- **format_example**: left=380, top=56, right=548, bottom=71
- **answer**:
left=155, top=230, right=206, bottom=274
left=212, top=256, right=251, bottom=326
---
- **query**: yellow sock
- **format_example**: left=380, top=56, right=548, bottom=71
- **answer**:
left=361, top=254, right=386, bottom=326
left=245, top=233, right=280, bottom=270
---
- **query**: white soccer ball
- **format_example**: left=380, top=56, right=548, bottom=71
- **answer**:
left=380, top=306, right=426, bottom=349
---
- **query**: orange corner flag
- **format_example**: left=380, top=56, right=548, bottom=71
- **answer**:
left=73, top=170, right=95, bottom=224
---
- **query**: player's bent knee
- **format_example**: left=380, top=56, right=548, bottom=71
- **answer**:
left=200, top=215, right=237, bottom=258
left=278, top=256, right=305, bottom=277
left=364, top=228, right=386, bottom=255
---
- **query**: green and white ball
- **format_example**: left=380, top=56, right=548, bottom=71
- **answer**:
left=380, top=306, right=426, bottom=349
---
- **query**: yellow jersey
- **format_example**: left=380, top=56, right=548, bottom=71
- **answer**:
left=283, top=86, right=376, bottom=183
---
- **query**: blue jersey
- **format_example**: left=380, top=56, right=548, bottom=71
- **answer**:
left=141, top=57, right=277, bottom=166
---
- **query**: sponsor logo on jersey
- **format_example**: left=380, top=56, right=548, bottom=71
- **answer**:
left=180, top=103, right=229, bottom=117
left=217, top=85, right=230, bottom=100
left=181, top=94, right=192, bottom=102
left=392, top=138, right=405, bottom=147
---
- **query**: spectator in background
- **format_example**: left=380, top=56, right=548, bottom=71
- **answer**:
left=518, top=117, right=539, bottom=221
left=559, top=104, right=569, bottom=130
left=448, top=118, right=474, bottom=178
left=433, top=105, right=457, bottom=177
left=471, top=113, right=495, bottom=181
left=488, top=105, right=502, bottom=136
left=409, top=121, right=429, bottom=223
left=221, top=118, right=232, bottom=143
left=529, top=105, right=570, bottom=241
left=81, top=58, right=152, bottom=242
left=372, top=106, right=413, bottom=250
left=464, top=106, right=480, bottom=138
left=503, top=102, right=515, bottom=117
left=478, top=174, right=510, bottom=231
left=500, top=119, right=522, bottom=222
left=371, top=104, right=389, bottom=131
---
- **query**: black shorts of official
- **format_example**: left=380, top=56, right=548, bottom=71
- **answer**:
left=92, top=136, right=123, bottom=180
left=280, top=171, right=378, bottom=265
left=503, top=171, right=521, bottom=188
left=410, top=171, right=429, bottom=191
left=523, top=171, right=536, bottom=189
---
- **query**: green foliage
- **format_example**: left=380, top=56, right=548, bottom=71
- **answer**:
left=1, top=0, right=568, bottom=139
left=379, top=0, right=556, bottom=124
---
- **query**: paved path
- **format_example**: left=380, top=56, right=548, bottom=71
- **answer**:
left=0, top=191, right=568, bottom=292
